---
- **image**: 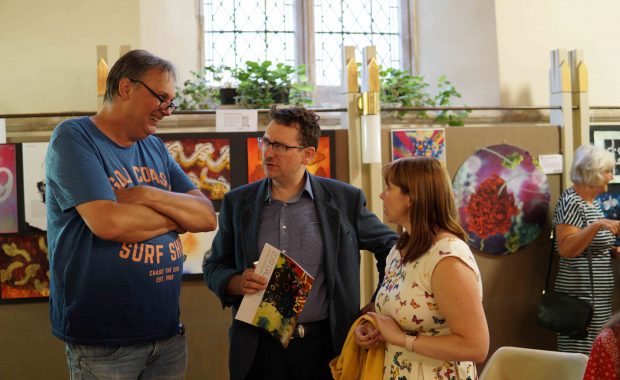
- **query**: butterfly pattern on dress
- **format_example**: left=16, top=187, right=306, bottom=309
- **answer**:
left=376, top=238, right=482, bottom=380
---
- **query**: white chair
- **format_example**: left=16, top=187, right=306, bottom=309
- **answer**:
left=479, top=346, right=588, bottom=380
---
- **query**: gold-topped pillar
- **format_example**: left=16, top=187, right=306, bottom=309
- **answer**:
left=549, top=49, right=574, bottom=189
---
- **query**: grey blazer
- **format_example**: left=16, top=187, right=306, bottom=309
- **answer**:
left=203, top=175, right=398, bottom=380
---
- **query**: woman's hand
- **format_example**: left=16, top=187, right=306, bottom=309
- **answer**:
left=596, top=219, right=620, bottom=235
left=611, top=246, right=620, bottom=259
left=367, top=312, right=406, bottom=347
left=354, top=321, right=383, bottom=348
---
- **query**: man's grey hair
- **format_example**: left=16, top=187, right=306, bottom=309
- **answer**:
left=570, top=144, right=616, bottom=186
left=104, top=49, right=177, bottom=103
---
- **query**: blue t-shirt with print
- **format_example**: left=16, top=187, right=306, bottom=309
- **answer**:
left=45, top=117, right=195, bottom=345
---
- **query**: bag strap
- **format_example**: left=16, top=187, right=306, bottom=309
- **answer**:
left=543, top=204, right=595, bottom=303
left=542, top=229, right=555, bottom=292
left=579, top=205, right=595, bottom=304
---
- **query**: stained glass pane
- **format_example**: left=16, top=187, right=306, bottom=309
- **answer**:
left=203, top=1, right=402, bottom=87
left=314, top=0, right=401, bottom=85
left=203, top=0, right=295, bottom=79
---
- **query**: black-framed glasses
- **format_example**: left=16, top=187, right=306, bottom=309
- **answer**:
left=128, top=78, right=177, bottom=112
left=258, top=137, right=305, bottom=155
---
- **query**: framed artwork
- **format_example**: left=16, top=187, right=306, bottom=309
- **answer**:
left=0, top=234, right=49, bottom=301
left=597, top=192, right=620, bottom=220
left=0, top=144, right=18, bottom=233
left=452, top=144, right=550, bottom=255
left=591, top=125, right=620, bottom=183
left=391, top=128, right=446, bottom=162
left=21, top=142, right=48, bottom=232
left=181, top=212, right=219, bottom=277
left=162, top=137, right=231, bottom=200
left=247, top=135, right=332, bottom=183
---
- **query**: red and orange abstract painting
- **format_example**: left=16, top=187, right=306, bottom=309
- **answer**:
left=163, top=138, right=231, bottom=200
left=247, top=136, right=331, bottom=183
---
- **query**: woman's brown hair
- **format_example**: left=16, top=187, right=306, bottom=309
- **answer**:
left=383, top=156, right=467, bottom=263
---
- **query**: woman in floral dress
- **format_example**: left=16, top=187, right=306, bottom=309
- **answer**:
left=354, top=157, right=489, bottom=380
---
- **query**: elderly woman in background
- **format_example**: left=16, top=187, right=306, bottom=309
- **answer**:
left=355, top=156, right=489, bottom=379
left=554, top=144, right=620, bottom=354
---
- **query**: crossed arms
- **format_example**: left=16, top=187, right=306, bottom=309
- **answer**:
left=76, top=186, right=216, bottom=243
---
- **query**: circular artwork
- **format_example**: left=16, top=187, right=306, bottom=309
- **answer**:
left=452, top=144, right=550, bottom=255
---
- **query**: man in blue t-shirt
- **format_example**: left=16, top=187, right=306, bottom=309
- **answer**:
left=45, top=49, right=217, bottom=379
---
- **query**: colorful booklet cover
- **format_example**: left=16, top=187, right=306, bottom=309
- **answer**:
left=235, top=243, right=314, bottom=347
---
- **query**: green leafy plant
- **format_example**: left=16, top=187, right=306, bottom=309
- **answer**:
left=232, top=61, right=314, bottom=108
left=379, top=67, right=433, bottom=118
left=379, top=68, right=469, bottom=125
left=175, top=65, right=224, bottom=110
left=432, top=75, right=471, bottom=126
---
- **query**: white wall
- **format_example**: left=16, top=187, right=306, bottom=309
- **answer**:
left=416, top=0, right=501, bottom=106
left=139, top=0, right=199, bottom=88
left=494, top=0, right=620, bottom=106
left=1, top=0, right=619, bottom=113
left=0, top=0, right=198, bottom=114
left=0, top=0, right=140, bottom=114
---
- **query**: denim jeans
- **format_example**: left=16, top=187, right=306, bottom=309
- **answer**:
left=65, top=333, right=187, bottom=380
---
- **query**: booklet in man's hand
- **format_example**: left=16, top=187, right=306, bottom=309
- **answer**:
left=235, top=243, right=314, bottom=347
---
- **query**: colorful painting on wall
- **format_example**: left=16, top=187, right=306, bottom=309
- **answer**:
left=247, top=136, right=331, bottom=183
left=391, top=128, right=446, bottom=162
left=0, top=144, right=18, bottom=233
left=180, top=212, right=219, bottom=275
left=22, top=142, right=49, bottom=231
left=597, top=192, right=620, bottom=220
left=592, top=128, right=620, bottom=183
left=163, top=138, right=231, bottom=200
left=0, top=235, right=50, bottom=300
left=452, top=144, right=550, bottom=255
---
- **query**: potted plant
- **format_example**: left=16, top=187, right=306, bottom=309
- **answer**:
left=232, top=61, right=314, bottom=108
left=219, top=81, right=238, bottom=105
left=175, top=66, right=222, bottom=110
left=432, top=75, right=471, bottom=126
left=207, top=65, right=238, bottom=105
left=379, top=68, right=470, bottom=126
left=379, top=67, right=433, bottom=118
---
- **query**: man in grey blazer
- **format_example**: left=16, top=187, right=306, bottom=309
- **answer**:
left=203, top=106, right=398, bottom=380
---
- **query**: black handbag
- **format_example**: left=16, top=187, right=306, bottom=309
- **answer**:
left=536, top=229, right=594, bottom=339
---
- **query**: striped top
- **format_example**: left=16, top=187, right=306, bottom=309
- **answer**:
left=553, top=187, right=615, bottom=354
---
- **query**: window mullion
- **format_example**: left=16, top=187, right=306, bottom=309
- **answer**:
left=400, top=0, right=416, bottom=74
left=295, top=0, right=316, bottom=84
left=197, top=0, right=205, bottom=71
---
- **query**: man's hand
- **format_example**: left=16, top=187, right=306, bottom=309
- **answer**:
left=227, top=268, right=268, bottom=296
left=115, top=186, right=216, bottom=233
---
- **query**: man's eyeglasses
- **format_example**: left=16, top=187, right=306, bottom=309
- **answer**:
left=258, top=138, right=305, bottom=155
left=128, top=78, right=177, bottom=112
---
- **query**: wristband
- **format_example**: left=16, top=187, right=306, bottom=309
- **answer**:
left=405, top=334, right=418, bottom=352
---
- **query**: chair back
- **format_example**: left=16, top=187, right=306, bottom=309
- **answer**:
left=479, top=346, right=588, bottom=380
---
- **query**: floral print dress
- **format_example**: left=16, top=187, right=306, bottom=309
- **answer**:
left=375, top=238, right=482, bottom=380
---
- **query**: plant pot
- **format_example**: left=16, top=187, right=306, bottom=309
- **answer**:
left=219, top=87, right=238, bottom=105
left=272, top=88, right=290, bottom=104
